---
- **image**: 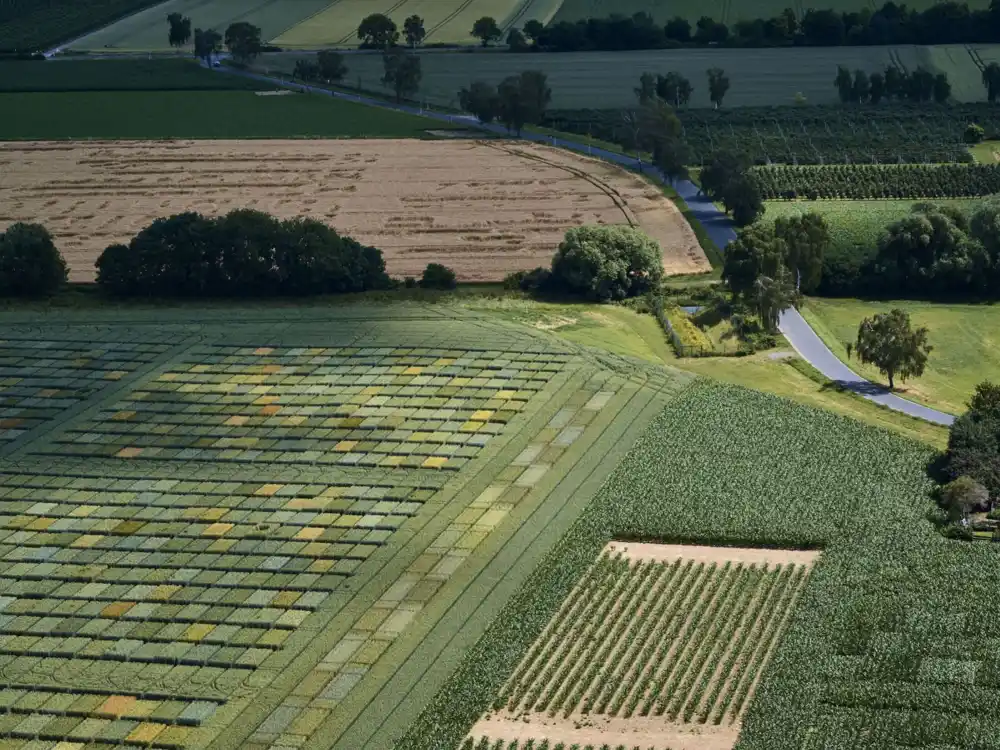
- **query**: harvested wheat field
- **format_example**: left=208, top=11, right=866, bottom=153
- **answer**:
left=467, top=543, right=818, bottom=750
left=0, top=139, right=709, bottom=283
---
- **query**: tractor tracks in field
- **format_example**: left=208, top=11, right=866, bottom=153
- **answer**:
left=423, top=0, right=479, bottom=42
left=482, top=141, right=639, bottom=229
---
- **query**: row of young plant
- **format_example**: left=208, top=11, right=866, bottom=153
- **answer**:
left=541, top=104, right=993, bottom=166
left=397, top=382, right=955, bottom=750
left=750, top=163, right=1000, bottom=200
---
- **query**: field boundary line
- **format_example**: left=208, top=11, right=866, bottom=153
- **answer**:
left=324, top=376, right=688, bottom=749
left=422, top=0, right=479, bottom=42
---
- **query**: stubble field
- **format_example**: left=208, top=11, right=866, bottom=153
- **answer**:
left=0, top=138, right=708, bottom=282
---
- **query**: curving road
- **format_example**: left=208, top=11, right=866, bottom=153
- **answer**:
left=218, top=66, right=956, bottom=426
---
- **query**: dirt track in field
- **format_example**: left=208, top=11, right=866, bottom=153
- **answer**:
left=0, top=139, right=710, bottom=283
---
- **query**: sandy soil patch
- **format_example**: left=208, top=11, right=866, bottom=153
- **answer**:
left=0, top=139, right=709, bottom=283
left=606, top=541, right=821, bottom=567
left=471, top=711, right=740, bottom=750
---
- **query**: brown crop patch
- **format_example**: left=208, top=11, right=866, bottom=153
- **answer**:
left=0, top=139, right=709, bottom=283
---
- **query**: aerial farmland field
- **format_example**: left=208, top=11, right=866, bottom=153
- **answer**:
left=550, top=0, right=991, bottom=24
left=260, top=45, right=926, bottom=109
left=0, top=139, right=708, bottom=282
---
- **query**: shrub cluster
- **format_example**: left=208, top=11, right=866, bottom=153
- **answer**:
left=550, top=225, right=663, bottom=301
left=0, top=222, right=67, bottom=297
left=96, top=209, right=390, bottom=297
left=752, top=164, right=1000, bottom=201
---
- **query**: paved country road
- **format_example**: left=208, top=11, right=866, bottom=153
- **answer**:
left=218, top=66, right=956, bottom=426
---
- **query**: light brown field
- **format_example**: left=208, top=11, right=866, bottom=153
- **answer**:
left=468, top=543, right=817, bottom=750
left=0, top=139, right=709, bottom=283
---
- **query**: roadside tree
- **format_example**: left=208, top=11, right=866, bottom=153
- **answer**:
left=382, top=50, right=421, bottom=102
left=403, top=15, right=425, bottom=47
left=225, top=22, right=262, bottom=65
left=167, top=13, right=191, bottom=47
left=855, top=308, right=932, bottom=389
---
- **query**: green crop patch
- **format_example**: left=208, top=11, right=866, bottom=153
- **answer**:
left=0, top=90, right=456, bottom=141
left=0, top=59, right=270, bottom=93
left=470, top=543, right=817, bottom=750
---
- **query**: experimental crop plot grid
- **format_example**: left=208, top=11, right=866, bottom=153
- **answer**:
left=41, top=346, right=569, bottom=469
left=466, top=543, right=818, bottom=750
left=0, top=339, right=169, bottom=443
left=0, top=469, right=438, bottom=748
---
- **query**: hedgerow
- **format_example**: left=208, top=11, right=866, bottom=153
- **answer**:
left=751, top=163, right=1000, bottom=200
left=395, top=381, right=1000, bottom=750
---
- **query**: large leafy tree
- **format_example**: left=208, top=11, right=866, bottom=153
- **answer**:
left=471, top=16, right=502, bottom=46
left=722, top=224, right=787, bottom=300
left=751, top=265, right=798, bottom=332
left=224, top=22, right=262, bottom=65
left=855, top=308, right=932, bottom=389
left=381, top=50, right=421, bottom=102
left=0, top=222, right=67, bottom=297
left=167, top=12, right=191, bottom=47
left=773, top=212, right=829, bottom=293
left=946, top=381, right=1000, bottom=499
left=550, top=225, right=663, bottom=301
left=193, top=28, right=222, bottom=63
left=403, top=15, right=425, bottom=47
left=458, top=81, right=500, bottom=123
left=317, top=50, right=348, bottom=82
left=357, top=14, right=398, bottom=48
left=655, top=72, right=693, bottom=106
left=497, top=70, right=551, bottom=135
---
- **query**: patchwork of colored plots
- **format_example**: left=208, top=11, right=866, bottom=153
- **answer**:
left=42, top=346, right=565, bottom=469
left=0, top=310, right=690, bottom=750
left=0, top=339, right=169, bottom=442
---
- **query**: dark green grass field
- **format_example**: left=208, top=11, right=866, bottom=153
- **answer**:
left=0, top=0, right=163, bottom=50
left=0, top=58, right=269, bottom=92
left=0, top=90, right=454, bottom=139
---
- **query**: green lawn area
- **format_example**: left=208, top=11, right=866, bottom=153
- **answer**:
left=0, top=90, right=454, bottom=139
left=0, top=58, right=267, bottom=92
left=461, top=295, right=949, bottom=448
left=802, top=296, right=1000, bottom=416
left=970, top=139, right=1000, bottom=163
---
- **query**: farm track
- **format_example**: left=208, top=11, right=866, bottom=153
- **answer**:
left=422, top=0, right=479, bottom=43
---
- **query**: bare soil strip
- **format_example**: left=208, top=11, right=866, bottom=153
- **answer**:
left=606, top=541, right=821, bottom=567
left=0, top=139, right=709, bottom=283
left=469, top=543, right=822, bottom=750
left=469, top=711, right=740, bottom=750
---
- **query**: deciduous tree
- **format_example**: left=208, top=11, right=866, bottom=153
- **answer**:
left=507, top=27, right=529, bottom=50
left=167, top=13, right=191, bottom=47
left=946, top=381, right=1000, bottom=498
left=773, top=212, right=829, bottom=293
left=317, top=49, right=347, bottom=82
left=550, top=225, right=662, bottom=301
left=855, top=308, right=932, bottom=389
left=0, top=222, right=67, bottom=297
left=472, top=16, right=502, bottom=47
left=834, top=65, right=853, bottom=102
left=522, top=19, right=544, bottom=44
left=983, top=62, right=1000, bottom=103
left=635, top=72, right=656, bottom=105
left=403, top=15, right=425, bottom=47
left=655, top=71, right=692, bottom=106
left=382, top=50, right=421, bottom=102
left=458, top=81, right=500, bottom=123
left=193, top=28, right=222, bottom=64
left=358, top=13, right=398, bottom=49
left=224, top=22, right=262, bottom=65
left=707, top=67, right=729, bottom=108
